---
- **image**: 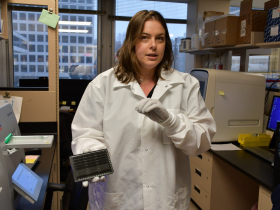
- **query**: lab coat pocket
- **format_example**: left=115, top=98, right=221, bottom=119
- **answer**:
left=171, top=188, right=188, bottom=210
left=162, top=109, right=184, bottom=145
left=94, top=183, right=120, bottom=210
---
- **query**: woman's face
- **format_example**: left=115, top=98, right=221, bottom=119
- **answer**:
left=135, top=20, right=166, bottom=73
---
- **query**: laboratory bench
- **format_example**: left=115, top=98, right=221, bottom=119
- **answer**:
left=190, top=143, right=280, bottom=210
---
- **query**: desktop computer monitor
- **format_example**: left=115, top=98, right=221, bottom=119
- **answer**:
left=267, top=95, right=280, bottom=132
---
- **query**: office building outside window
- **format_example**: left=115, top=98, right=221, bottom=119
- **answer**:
left=114, top=0, right=188, bottom=72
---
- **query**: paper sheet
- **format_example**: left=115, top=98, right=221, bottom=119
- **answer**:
left=38, top=9, right=60, bottom=29
left=211, top=143, right=241, bottom=151
left=0, top=96, right=23, bottom=123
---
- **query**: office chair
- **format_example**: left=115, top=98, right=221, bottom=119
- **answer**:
left=43, top=171, right=88, bottom=210
left=59, top=111, right=74, bottom=182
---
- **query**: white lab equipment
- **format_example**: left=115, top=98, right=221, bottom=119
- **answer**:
left=190, top=69, right=266, bottom=142
left=0, top=100, right=54, bottom=210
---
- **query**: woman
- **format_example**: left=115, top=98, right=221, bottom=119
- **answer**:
left=72, top=10, right=216, bottom=210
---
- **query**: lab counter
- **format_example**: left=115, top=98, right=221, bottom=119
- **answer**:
left=16, top=134, right=57, bottom=210
left=209, top=145, right=280, bottom=192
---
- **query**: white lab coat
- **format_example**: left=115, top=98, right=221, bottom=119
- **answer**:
left=71, top=68, right=216, bottom=210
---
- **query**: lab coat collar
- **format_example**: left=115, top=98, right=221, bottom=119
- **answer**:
left=113, top=69, right=185, bottom=99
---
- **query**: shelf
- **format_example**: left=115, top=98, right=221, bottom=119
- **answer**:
left=256, top=42, right=280, bottom=49
left=181, top=44, right=260, bottom=55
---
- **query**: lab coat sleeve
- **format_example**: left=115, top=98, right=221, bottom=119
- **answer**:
left=164, top=79, right=216, bottom=156
left=71, top=81, right=106, bottom=155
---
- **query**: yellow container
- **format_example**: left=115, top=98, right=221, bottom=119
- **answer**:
left=238, top=133, right=271, bottom=147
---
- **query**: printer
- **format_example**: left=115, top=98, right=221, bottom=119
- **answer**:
left=0, top=100, right=53, bottom=210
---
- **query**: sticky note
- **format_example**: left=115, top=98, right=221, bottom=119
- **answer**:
left=71, top=101, right=76, bottom=106
left=38, top=9, right=60, bottom=29
left=62, top=101, right=67, bottom=105
left=219, top=90, right=225, bottom=96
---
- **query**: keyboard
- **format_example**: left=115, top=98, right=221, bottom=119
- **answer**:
left=244, top=147, right=274, bottom=163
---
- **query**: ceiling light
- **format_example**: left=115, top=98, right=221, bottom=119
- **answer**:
left=59, top=21, right=91, bottom=25
left=58, top=29, right=89, bottom=33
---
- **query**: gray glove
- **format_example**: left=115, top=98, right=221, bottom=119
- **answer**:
left=135, top=98, right=170, bottom=123
left=81, top=146, right=107, bottom=187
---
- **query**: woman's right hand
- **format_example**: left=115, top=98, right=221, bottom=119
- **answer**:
left=81, top=146, right=107, bottom=187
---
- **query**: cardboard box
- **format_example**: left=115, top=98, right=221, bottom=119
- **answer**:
left=264, top=24, right=280, bottom=42
left=238, top=0, right=267, bottom=44
left=204, top=20, right=215, bottom=47
left=267, top=7, right=280, bottom=27
left=203, top=11, right=224, bottom=20
left=264, top=0, right=279, bottom=11
left=214, top=16, right=239, bottom=46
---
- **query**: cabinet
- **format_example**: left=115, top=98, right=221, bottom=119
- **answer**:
left=258, top=186, right=273, bottom=210
left=190, top=151, right=260, bottom=210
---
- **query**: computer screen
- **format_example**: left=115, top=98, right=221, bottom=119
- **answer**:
left=267, top=95, right=280, bottom=131
left=190, top=70, right=208, bottom=100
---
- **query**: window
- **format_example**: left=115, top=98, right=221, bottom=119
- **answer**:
left=30, top=65, right=36, bottom=72
left=38, top=55, right=44, bottom=62
left=37, top=35, right=44, bottom=42
left=28, top=13, right=35, bottom=21
left=70, top=36, right=76, bottom=43
left=28, top=24, right=35, bottom=31
left=78, top=37, right=84, bottom=44
left=114, top=0, right=188, bottom=72
left=20, top=23, right=26, bottom=31
left=86, top=37, right=92, bottom=44
left=70, top=46, right=77, bottom=53
left=11, top=9, right=48, bottom=87
left=78, top=46, right=84, bottom=53
left=21, top=55, right=27, bottom=62
left=19, top=13, right=26, bottom=20
left=37, top=25, right=44, bottom=32
left=29, top=55, right=36, bottom=62
left=62, top=36, right=68, bottom=43
left=21, top=65, right=27, bottom=72
left=37, top=45, right=44, bottom=52
left=38, top=65, right=44, bottom=72
left=29, top=45, right=36, bottom=52
left=62, top=46, right=68, bottom=53
left=13, top=23, right=18, bottom=30
left=29, top=34, right=35, bottom=42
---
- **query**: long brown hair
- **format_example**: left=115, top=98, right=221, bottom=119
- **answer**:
left=114, top=10, right=174, bottom=84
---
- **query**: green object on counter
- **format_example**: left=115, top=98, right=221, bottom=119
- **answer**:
left=5, top=133, right=13, bottom=144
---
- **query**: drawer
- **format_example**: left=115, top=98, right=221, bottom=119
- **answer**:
left=190, top=151, right=213, bottom=174
left=190, top=161, right=212, bottom=193
left=191, top=179, right=210, bottom=210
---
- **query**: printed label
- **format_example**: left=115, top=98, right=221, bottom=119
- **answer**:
left=241, top=20, right=246, bottom=37
left=272, top=9, right=280, bottom=19
left=271, top=26, right=279, bottom=36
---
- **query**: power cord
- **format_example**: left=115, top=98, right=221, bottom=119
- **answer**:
left=265, top=77, right=280, bottom=104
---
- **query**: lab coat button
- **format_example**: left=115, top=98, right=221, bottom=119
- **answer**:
left=165, top=85, right=168, bottom=88
left=145, top=148, right=148, bottom=151
left=146, top=185, right=149, bottom=188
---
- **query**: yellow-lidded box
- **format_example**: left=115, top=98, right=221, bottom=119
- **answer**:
left=238, top=133, right=271, bottom=147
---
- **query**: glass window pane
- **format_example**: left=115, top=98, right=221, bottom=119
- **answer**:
left=37, top=35, right=44, bottom=42
left=29, top=55, right=36, bottom=62
left=59, top=0, right=97, bottom=10
left=30, top=65, right=36, bottom=72
left=19, top=13, right=26, bottom=20
left=37, top=25, right=44, bottom=32
left=13, top=23, right=18, bottom=30
left=28, top=13, right=35, bottom=21
left=29, top=45, right=36, bottom=52
left=12, top=10, right=49, bottom=87
left=29, top=34, right=35, bottom=42
left=115, top=0, right=187, bottom=20
left=59, top=13, right=98, bottom=79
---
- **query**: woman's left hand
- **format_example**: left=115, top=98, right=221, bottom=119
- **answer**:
left=135, top=98, right=170, bottom=123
